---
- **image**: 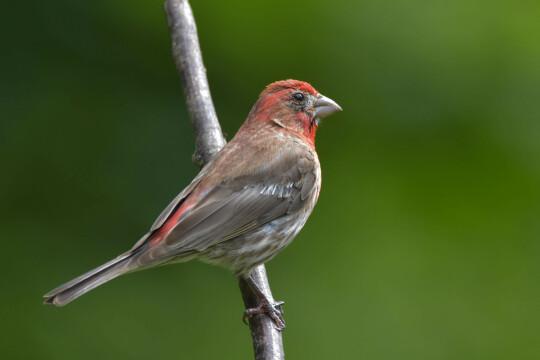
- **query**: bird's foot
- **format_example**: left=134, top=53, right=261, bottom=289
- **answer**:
left=243, top=300, right=285, bottom=331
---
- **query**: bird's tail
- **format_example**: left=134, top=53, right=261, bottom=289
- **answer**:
left=43, top=250, right=138, bottom=306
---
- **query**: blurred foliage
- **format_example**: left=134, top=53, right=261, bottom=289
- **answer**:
left=1, top=0, right=540, bottom=359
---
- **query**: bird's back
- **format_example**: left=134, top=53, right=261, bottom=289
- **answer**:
left=191, top=122, right=322, bottom=274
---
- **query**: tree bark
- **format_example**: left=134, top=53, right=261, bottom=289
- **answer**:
left=164, top=1, right=285, bottom=359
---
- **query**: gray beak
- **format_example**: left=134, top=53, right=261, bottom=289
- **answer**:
left=314, top=94, right=342, bottom=119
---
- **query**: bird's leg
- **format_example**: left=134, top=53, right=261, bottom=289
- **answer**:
left=241, top=273, right=286, bottom=331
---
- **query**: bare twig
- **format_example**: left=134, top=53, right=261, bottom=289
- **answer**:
left=164, top=1, right=285, bottom=359
left=165, top=0, right=226, bottom=166
left=239, top=267, right=285, bottom=360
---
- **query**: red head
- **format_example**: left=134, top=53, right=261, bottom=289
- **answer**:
left=245, top=79, right=342, bottom=145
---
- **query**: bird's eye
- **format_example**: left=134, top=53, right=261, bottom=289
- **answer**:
left=292, top=92, right=305, bottom=101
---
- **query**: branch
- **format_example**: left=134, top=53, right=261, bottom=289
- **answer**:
left=164, top=1, right=285, bottom=359
left=239, top=266, right=285, bottom=360
left=165, top=0, right=225, bottom=166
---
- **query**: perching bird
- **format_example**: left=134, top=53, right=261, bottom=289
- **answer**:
left=43, top=79, right=341, bottom=329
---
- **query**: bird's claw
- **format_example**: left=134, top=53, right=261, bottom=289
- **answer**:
left=243, top=300, right=286, bottom=331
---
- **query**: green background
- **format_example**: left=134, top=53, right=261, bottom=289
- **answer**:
left=2, top=0, right=539, bottom=359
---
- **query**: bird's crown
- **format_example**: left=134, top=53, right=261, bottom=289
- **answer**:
left=262, top=79, right=318, bottom=97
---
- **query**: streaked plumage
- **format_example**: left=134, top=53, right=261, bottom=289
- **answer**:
left=44, top=80, right=341, bottom=326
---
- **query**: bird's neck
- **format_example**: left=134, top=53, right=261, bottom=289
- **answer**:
left=244, top=105, right=318, bottom=147
left=295, top=112, right=317, bottom=147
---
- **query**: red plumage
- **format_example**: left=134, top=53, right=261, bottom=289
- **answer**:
left=44, top=80, right=341, bottom=328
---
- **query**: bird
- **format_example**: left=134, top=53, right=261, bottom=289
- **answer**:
left=43, top=79, right=342, bottom=329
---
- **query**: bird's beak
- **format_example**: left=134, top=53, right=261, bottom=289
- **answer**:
left=314, top=94, right=342, bottom=119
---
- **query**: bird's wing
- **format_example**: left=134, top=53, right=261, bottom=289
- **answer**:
left=149, top=162, right=213, bottom=232
left=144, top=147, right=318, bottom=260
left=128, top=161, right=214, bottom=251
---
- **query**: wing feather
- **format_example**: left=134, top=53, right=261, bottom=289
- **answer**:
left=138, top=137, right=319, bottom=266
left=149, top=162, right=212, bottom=232
left=161, top=151, right=317, bottom=255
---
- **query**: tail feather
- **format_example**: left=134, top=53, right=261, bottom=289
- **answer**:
left=43, top=251, right=136, bottom=306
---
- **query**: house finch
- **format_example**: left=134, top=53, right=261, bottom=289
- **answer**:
left=44, top=79, right=341, bottom=329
